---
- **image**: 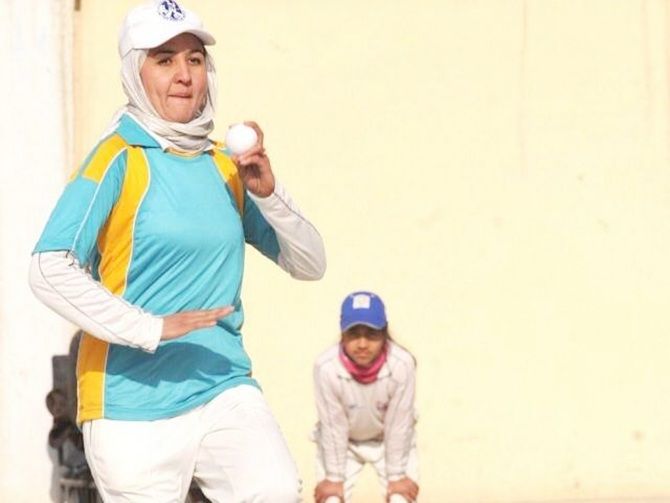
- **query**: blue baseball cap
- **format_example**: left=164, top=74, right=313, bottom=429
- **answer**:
left=340, top=291, right=387, bottom=332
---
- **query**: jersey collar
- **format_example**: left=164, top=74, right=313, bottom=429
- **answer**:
left=116, top=114, right=162, bottom=148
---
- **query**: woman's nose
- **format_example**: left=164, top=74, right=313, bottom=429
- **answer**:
left=174, top=59, right=192, bottom=84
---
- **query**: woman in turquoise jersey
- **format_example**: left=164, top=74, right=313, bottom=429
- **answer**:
left=29, top=1, right=325, bottom=501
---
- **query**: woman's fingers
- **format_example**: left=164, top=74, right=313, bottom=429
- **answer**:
left=229, top=121, right=275, bottom=198
left=161, top=306, right=234, bottom=340
left=235, top=145, right=266, bottom=165
left=235, top=155, right=275, bottom=197
left=238, top=156, right=269, bottom=179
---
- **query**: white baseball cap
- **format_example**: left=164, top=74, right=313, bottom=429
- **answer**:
left=118, top=0, right=216, bottom=58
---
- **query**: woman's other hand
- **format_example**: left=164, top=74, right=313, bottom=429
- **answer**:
left=387, top=477, right=419, bottom=502
left=232, top=121, right=275, bottom=198
left=314, top=480, right=344, bottom=503
left=161, top=306, right=234, bottom=340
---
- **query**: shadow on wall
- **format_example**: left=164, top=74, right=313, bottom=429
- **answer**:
left=46, top=331, right=96, bottom=502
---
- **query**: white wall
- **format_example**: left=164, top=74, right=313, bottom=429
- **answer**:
left=0, top=0, right=74, bottom=501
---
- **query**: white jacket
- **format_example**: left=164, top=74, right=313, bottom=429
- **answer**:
left=313, top=341, right=417, bottom=482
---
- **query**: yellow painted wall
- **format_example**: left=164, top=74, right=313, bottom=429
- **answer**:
left=74, top=1, right=670, bottom=501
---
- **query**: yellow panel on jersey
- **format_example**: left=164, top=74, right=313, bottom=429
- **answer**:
left=97, top=146, right=150, bottom=295
left=80, top=133, right=128, bottom=183
left=62, top=133, right=129, bottom=422
left=211, top=146, right=245, bottom=216
left=76, top=146, right=149, bottom=423
left=77, top=333, right=109, bottom=423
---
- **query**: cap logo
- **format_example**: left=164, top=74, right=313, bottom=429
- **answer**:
left=157, top=0, right=186, bottom=21
left=351, top=294, right=371, bottom=309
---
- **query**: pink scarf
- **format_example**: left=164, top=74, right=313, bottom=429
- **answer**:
left=339, top=343, right=388, bottom=384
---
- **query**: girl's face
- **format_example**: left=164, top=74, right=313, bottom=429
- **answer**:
left=342, top=325, right=386, bottom=367
left=140, top=33, right=208, bottom=123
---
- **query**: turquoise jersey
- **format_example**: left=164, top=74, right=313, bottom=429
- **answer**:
left=34, top=114, right=280, bottom=421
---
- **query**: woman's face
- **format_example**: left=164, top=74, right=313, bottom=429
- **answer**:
left=342, top=325, right=386, bottom=367
left=140, top=33, right=208, bottom=123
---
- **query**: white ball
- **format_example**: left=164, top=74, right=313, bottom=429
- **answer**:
left=225, top=123, right=258, bottom=155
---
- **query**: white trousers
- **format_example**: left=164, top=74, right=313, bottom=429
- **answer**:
left=316, top=436, right=419, bottom=503
left=83, top=385, right=301, bottom=502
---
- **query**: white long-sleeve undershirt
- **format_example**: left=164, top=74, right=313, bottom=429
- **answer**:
left=248, top=182, right=326, bottom=281
left=30, top=182, right=326, bottom=350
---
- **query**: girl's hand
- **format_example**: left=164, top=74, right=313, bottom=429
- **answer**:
left=161, top=306, right=234, bottom=340
left=232, top=121, right=275, bottom=198
left=387, top=477, right=419, bottom=502
left=314, top=480, right=344, bottom=502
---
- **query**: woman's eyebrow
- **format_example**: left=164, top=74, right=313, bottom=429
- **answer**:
left=151, top=48, right=204, bottom=57
left=151, top=48, right=176, bottom=57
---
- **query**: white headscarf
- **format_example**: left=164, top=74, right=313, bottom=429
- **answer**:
left=111, top=47, right=218, bottom=153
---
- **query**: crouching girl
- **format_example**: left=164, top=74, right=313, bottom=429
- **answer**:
left=312, top=291, right=419, bottom=503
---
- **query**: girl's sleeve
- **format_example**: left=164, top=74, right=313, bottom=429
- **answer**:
left=313, top=361, right=349, bottom=482
left=383, top=358, right=417, bottom=480
left=243, top=181, right=326, bottom=280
